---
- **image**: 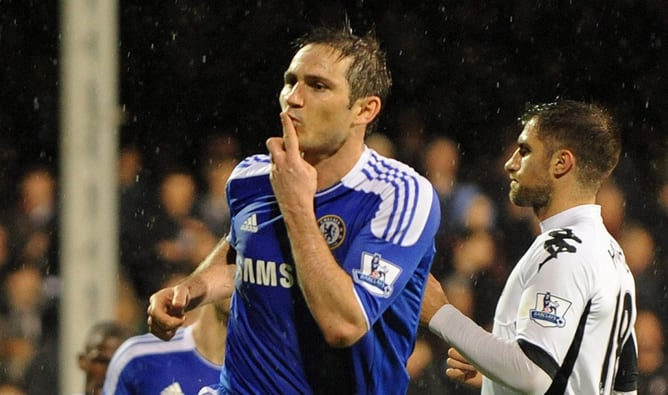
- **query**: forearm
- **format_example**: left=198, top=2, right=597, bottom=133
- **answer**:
left=283, top=209, right=368, bottom=346
left=429, top=305, right=552, bottom=393
left=181, top=237, right=236, bottom=310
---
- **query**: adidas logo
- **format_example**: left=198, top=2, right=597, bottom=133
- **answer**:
left=240, top=213, right=258, bottom=233
left=160, top=382, right=185, bottom=395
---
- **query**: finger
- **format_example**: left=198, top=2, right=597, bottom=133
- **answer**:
left=266, top=136, right=285, bottom=159
left=279, top=112, right=300, bottom=156
left=170, top=286, right=190, bottom=312
left=446, top=367, right=476, bottom=382
left=448, top=347, right=468, bottom=362
left=447, top=357, right=475, bottom=372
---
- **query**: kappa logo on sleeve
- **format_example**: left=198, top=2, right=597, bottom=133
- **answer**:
left=529, top=292, right=572, bottom=328
left=353, top=252, right=401, bottom=298
left=538, top=228, right=582, bottom=271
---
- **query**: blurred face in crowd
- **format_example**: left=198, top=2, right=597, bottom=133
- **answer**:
left=160, top=172, right=196, bottom=219
left=78, top=333, right=125, bottom=395
left=504, top=117, right=553, bottom=209
left=20, top=169, right=55, bottom=217
left=279, top=44, right=361, bottom=159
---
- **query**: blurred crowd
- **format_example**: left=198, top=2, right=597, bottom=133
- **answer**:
left=0, top=132, right=241, bottom=393
left=0, top=125, right=666, bottom=394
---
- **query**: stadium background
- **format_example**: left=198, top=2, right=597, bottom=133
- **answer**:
left=2, top=0, right=667, bottom=200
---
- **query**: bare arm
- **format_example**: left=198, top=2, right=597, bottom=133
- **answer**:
left=265, top=112, right=367, bottom=347
left=147, top=237, right=236, bottom=340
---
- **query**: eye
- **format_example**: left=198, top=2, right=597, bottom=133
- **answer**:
left=311, top=81, right=327, bottom=91
left=284, top=74, right=297, bottom=87
left=518, top=147, right=529, bottom=157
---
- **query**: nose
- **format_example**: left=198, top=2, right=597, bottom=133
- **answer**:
left=282, top=82, right=304, bottom=108
left=504, top=149, right=519, bottom=173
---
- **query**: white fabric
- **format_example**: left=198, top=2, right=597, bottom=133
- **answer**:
left=430, top=205, right=637, bottom=394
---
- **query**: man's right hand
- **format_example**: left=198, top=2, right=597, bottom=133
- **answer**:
left=147, top=286, right=190, bottom=341
left=446, top=347, right=483, bottom=388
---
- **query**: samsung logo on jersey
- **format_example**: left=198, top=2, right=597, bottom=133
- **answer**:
left=238, top=257, right=295, bottom=288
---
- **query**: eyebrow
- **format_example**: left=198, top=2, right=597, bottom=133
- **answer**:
left=283, top=70, right=337, bottom=87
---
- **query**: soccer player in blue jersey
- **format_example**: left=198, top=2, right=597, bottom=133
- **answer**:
left=422, top=100, right=638, bottom=394
left=147, top=25, right=441, bottom=394
left=102, top=302, right=229, bottom=395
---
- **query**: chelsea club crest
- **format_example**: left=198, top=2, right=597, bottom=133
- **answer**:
left=318, top=214, right=345, bottom=249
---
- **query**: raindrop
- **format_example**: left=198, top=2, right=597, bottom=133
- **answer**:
left=33, top=97, right=40, bottom=110
left=202, top=55, right=207, bottom=63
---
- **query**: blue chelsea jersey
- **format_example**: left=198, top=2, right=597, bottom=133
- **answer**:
left=222, top=148, right=441, bottom=395
left=103, top=326, right=221, bottom=395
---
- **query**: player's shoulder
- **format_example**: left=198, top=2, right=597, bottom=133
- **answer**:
left=342, top=149, right=439, bottom=246
left=347, top=149, right=434, bottom=193
left=228, top=154, right=271, bottom=181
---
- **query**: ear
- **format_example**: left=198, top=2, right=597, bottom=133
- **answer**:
left=553, top=149, right=574, bottom=178
left=352, top=96, right=382, bottom=127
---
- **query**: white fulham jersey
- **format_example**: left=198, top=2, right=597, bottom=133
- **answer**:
left=486, top=204, right=637, bottom=394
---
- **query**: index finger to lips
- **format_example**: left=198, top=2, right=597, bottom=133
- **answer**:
left=279, top=112, right=300, bottom=156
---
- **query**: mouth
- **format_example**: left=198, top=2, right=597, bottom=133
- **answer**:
left=286, top=113, right=301, bottom=125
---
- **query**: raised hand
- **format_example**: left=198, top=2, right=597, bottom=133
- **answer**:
left=265, top=112, right=317, bottom=214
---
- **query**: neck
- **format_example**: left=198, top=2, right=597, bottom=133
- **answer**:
left=191, top=304, right=228, bottom=365
left=534, top=185, right=597, bottom=222
left=307, top=137, right=365, bottom=191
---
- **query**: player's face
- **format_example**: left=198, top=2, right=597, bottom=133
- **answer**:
left=504, top=118, right=553, bottom=209
left=279, top=44, right=358, bottom=156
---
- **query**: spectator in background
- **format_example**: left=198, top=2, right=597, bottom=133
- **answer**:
left=194, top=158, right=237, bottom=239
left=636, top=163, right=668, bottom=265
left=635, top=310, right=668, bottom=395
left=0, top=383, right=26, bottom=395
left=422, top=136, right=496, bottom=278
left=5, top=167, right=59, bottom=276
left=0, top=263, right=45, bottom=385
left=364, top=132, right=396, bottom=159
left=0, top=225, right=11, bottom=282
left=123, top=167, right=216, bottom=302
left=75, top=321, right=134, bottom=395
left=618, top=221, right=668, bottom=325
left=118, top=143, right=147, bottom=221
left=597, top=177, right=626, bottom=239
left=199, top=133, right=241, bottom=171
left=394, top=107, right=427, bottom=172
left=193, top=133, right=240, bottom=238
